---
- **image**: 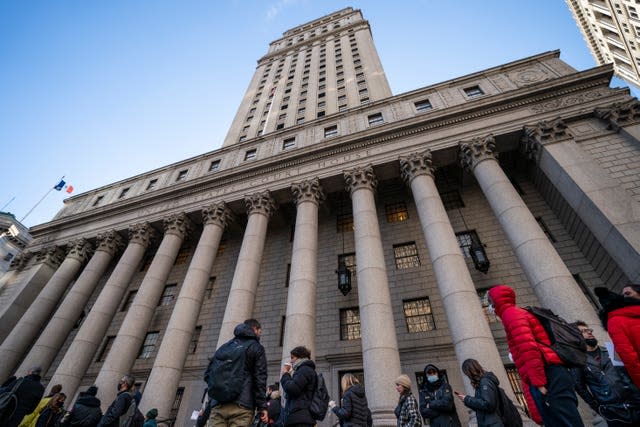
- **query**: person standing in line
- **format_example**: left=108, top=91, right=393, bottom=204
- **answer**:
left=393, top=374, right=421, bottom=427
left=418, top=364, right=461, bottom=427
left=595, top=285, right=640, bottom=389
left=279, top=346, right=317, bottom=427
left=455, top=359, right=503, bottom=427
left=143, top=409, right=158, bottom=427
left=34, top=393, right=66, bottom=427
left=488, top=285, right=584, bottom=427
left=328, top=373, right=372, bottom=427
left=19, top=384, right=62, bottom=427
left=264, top=383, right=282, bottom=426
left=96, top=375, right=136, bottom=427
left=0, top=367, right=45, bottom=427
left=59, top=385, right=102, bottom=427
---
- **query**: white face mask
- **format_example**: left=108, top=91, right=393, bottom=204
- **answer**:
left=426, top=375, right=438, bottom=383
left=486, top=304, right=496, bottom=316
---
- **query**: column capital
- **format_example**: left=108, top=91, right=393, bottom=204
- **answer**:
left=128, top=222, right=156, bottom=247
left=344, top=164, right=378, bottom=195
left=34, top=245, right=66, bottom=268
left=399, top=150, right=435, bottom=185
left=163, top=212, right=193, bottom=239
left=9, top=251, right=33, bottom=271
left=95, top=230, right=125, bottom=257
left=520, top=118, right=571, bottom=162
left=245, top=191, right=277, bottom=218
left=595, top=99, right=640, bottom=131
left=291, top=178, right=325, bottom=206
left=459, top=135, right=497, bottom=172
left=202, top=202, right=234, bottom=228
left=66, top=238, right=94, bottom=264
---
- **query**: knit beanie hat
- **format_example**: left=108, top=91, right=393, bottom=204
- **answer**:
left=395, top=374, right=412, bottom=390
left=147, top=408, right=158, bottom=419
left=86, top=386, right=98, bottom=396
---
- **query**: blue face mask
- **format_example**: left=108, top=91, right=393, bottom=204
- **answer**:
left=427, top=375, right=438, bottom=383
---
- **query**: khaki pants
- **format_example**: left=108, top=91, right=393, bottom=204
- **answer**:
left=209, top=403, right=254, bottom=427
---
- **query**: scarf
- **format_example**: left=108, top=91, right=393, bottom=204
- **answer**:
left=292, top=357, right=309, bottom=372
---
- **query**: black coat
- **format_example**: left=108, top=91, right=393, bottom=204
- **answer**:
left=0, top=373, right=45, bottom=427
left=61, top=394, right=103, bottom=427
left=280, top=360, right=316, bottom=426
left=97, top=391, right=133, bottom=427
left=35, top=407, right=65, bottom=427
left=462, top=372, right=504, bottom=427
left=332, top=384, right=371, bottom=427
left=419, top=378, right=461, bottom=427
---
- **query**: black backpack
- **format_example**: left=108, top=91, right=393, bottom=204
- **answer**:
left=0, top=377, right=23, bottom=421
left=205, top=339, right=248, bottom=403
left=308, top=373, right=330, bottom=421
left=525, top=306, right=587, bottom=367
left=496, top=387, right=522, bottom=427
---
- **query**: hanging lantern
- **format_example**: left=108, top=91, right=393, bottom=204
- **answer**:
left=336, top=261, right=352, bottom=296
left=470, top=238, right=490, bottom=274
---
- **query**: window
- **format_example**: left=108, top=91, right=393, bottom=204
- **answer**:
left=318, top=92, right=326, bottom=98
left=138, top=331, right=160, bottom=359
left=360, top=97, right=370, bottom=104
left=393, top=242, right=420, bottom=269
left=464, top=85, right=484, bottom=98
left=317, top=101, right=326, bottom=108
left=209, top=159, right=221, bottom=172
left=386, top=202, right=408, bottom=223
left=456, top=230, right=480, bottom=258
left=3, top=252, right=14, bottom=262
left=176, top=170, right=188, bottom=182
left=338, top=95, right=347, bottom=102
left=340, top=307, right=361, bottom=340
left=317, top=111, right=325, bottom=118
left=403, top=297, right=436, bottom=332
left=440, top=190, right=464, bottom=210
left=283, top=137, right=296, bottom=150
left=147, top=179, right=158, bottom=190
left=96, top=336, right=116, bottom=362
left=535, top=217, right=556, bottom=243
left=188, top=326, right=202, bottom=354
left=239, top=135, right=247, bottom=142
left=281, top=104, right=288, bottom=110
left=170, top=388, right=185, bottom=420
left=217, top=241, right=226, bottom=256
left=337, top=212, right=353, bottom=232
left=244, top=149, right=257, bottom=161
left=276, top=123, right=284, bottom=130
left=92, top=196, right=104, bottom=207
left=175, top=248, right=190, bottom=265
left=121, top=290, right=137, bottom=311
left=279, top=316, right=286, bottom=346
left=159, top=284, right=177, bottom=306
left=415, top=99, right=433, bottom=112
left=324, top=125, right=338, bottom=138
left=477, top=288, right=499, bottom=323
left=119, top=188, right=130, bottom=199
left=368, top=113, right=384, bottom=125
left=204, top=277, right=215, bottom=299
left=505, top=365, right=529, bottom=414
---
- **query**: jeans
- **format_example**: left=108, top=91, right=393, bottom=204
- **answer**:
left=529, top=364, right=585, bottom=427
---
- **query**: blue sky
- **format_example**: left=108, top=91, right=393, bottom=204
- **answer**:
left=0, top=1, right=635, bottom=227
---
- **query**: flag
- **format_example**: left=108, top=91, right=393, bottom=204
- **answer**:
left=65, top=185, right=74, bottom=194
left=54, top=179, right=66, bottom=191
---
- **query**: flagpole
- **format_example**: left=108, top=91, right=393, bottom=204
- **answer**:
left=1, top=196, right=15, bottom=212
left=20, top=187, right=56, bottom=223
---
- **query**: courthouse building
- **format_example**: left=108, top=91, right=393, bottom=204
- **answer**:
left=1, top=7, right=639, bottom=426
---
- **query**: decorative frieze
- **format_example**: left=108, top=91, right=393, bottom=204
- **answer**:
left=202, top=202, right=234, bottom=228
left=595, top=99, right=640, bottom=131
left=399, top=150, right=435, bottom=184
left=344, top=164, right=378, bottom=195
left=459, top=135, right=497, bottom=172
left=163, top=213, right=193, bottom=239
left=95, top=230, right=125, bottom=257
left=244, top=191, right=277, bottom=218
left=291, top=178, right=325, bottom=206
left=128, top=222, right=156, bottom=247
left=9, top=251, right=33, bottom=271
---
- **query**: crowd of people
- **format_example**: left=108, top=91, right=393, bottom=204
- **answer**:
left=1, top=282, right=639, bottom=427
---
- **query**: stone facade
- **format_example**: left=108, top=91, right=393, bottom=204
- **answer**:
left=1, top=8, right=639, bottom=427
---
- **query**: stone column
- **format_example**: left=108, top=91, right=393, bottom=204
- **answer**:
left=281, top=178, right=324, bottom=362
left=0, top=239, right=92, bottom=380
left=18, top=231, right=125, bottom=375
left=344, top=165, right=401, bottom=426
left=48, top=222, right=155, bottom=399
left=216, top=191, right=276, bottom=346
left=95, top=213, right=192, bottom=405
left=141, top=203, right=232, bottom=418
left=460, top=135, right=604, bottom=335
left=399, top=151, right=516, bottom=398
left=0, top=246, right=65, bottom=342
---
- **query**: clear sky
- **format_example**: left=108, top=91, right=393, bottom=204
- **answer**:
left=0, top=0, right=636, bottom=228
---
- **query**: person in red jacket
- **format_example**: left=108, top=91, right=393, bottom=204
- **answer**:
left=488, top=285, right=584, bottom=427
left=595, top=285, right=640, bottom=389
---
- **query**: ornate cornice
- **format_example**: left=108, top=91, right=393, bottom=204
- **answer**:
left=245, top=191, right=277, bottom=218
left=595, top=99, right=640, bottom=131
left=344, top=164, right=377, bottom=195
left=202, top=202, right=234, bottom=228
left=66, top=239, right=94, bottom=264
left=459, top=135, right=497, bottom=172
left=163, top=213, right=193, bottom=239
left=520, top=118, right=571, bottom=163
left=9, top=251, right=33, bottom=271
left=291, top=178, right=325, bottom=206
left=399, top=150, right=435, bottom=185
left=95, top=230, right=125, bottom=257
left=128, top=222, right=156, bottom=247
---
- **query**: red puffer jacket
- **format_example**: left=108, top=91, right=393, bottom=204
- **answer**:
left=607, top=305, right=640, bottom=389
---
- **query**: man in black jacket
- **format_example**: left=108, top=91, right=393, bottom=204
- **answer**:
left=0, top=366, right=45, bottom=427
left=60, top=385, right=103, bottom=427
left=97, top=375, right=136, bottom=427
left=205, top=319, right=268, bottom=427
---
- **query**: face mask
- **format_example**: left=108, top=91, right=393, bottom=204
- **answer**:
left=486, top=304, right=496, bottom=316
left=427, top=375, right=438, bottom=383
left=57, top=401, right=64, bottom=408
left=585, top=338, right=598, bottom=347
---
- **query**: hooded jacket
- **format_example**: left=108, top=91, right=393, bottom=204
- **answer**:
left=332, top=383, right=372, bottom=427
left=60, top=393, right=103, bottom=427
left=280, top=359, right=316, bottom=426
left=462, top=372, right=503, bottom=427
left=0, top=374, right=45, bottom=427
left=418, top=364, right=461, bottom=427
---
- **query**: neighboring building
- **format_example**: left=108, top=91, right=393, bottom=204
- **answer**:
left=0, top=211, right=32, bottom=275
left=567, top=0, right=640, bottom=88
left=1, top=7, right=639, bottom=426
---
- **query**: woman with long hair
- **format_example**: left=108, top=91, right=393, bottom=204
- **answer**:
left=329, top=373, right=372, bottom=427
left=35, top=393, right=66, bottom=427
left=455, top=359, right=503, bottom=427
left=394, top=374, right=421, bottom=427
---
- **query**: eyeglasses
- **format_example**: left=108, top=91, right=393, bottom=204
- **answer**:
left=579, top=328, right=593, bottom=334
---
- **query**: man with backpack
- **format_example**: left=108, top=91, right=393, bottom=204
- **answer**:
left=97, top=374, right=143, bottom=427
left=204, top=319, right=268, bottom=427
left=0, top=366, right=45, bottom=427
left=488, top=285, right=585, bottom=427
